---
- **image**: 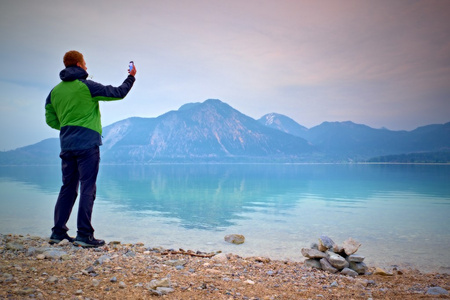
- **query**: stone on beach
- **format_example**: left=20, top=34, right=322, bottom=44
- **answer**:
left=224, top=234, right=245, bottom=244
left=211, top=252, right=228, bottom=263
left=426, top=286, right=449, bottom=295
left=341, top=267, right=358, bottom=277
left=327, top=252, right=349, bottom=270
left=301, top=248, right=328, bottom=259
left=347, top=254, right=365, bottom=262
left=304, top=259, right=322, bottom=269
left=374, top=267, right=394, bottom=276
left=349, top=261, right=368, bottom=275
left=319, top=258, right=338, bottom=273
left=301, top=236, right=367, bottom=276
left=318, top=235, right=335, bottom=251
left=342, top=237, right=361, bottom=255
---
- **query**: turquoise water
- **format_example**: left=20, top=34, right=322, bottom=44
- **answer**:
left=0, top=164, right=449, bottom=273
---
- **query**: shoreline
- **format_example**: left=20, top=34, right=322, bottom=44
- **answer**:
left=1, top=233, right=449, bottom=299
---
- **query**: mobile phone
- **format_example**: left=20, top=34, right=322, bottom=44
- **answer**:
left=129, top=61, right=134, bottom=72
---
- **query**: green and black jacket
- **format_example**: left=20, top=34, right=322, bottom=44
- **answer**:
left=45, top=66, right=135, bottom=151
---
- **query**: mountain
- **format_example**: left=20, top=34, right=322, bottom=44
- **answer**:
left=1, top=99, right=449, bottom=164
left=100, top=99, right=313, bottom=162
left=302, top=121, right=450, bottom=161
left=0, top=138, right=60, bottom=165
left=257, top=113, right=307, bottom=137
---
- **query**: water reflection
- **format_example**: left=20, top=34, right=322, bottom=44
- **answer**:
left=2, top=164, right=448, bottom=231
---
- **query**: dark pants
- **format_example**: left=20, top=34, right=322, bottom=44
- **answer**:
left=52, top=146, right=100, bottom=237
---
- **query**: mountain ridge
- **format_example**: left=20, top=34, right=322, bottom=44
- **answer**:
left=1, top=99, right=449, bottom=164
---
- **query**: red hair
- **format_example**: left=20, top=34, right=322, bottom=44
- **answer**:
left=63, top=50, right=84, bottom=67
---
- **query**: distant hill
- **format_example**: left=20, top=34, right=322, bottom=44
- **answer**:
left=302, top=121, right=450, bottom=161
left=0, top=138, right=60, bottom=165
left=257, top=113, right=307, bottom=138
left=367, top=151, right=450, bottom=163
left=0, top=99, right=449, bottom=164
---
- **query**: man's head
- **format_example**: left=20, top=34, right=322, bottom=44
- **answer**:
left=63, top=50, right=87, bottom=70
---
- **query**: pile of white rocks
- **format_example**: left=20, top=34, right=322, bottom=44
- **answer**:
left=302, top=235, right=367, bottom=277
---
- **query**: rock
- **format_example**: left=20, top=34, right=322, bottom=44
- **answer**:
left=212, top=253, right=228, bottom=263
left=149, top=289, right=163, bottom=296
left=319, top=258, right=338, bottom=273
left=156, top=287, right=175, bottom=295
left=425, top=286, right=448, bottom=295
left=110, top=276, right=117, bottom=282
left=36, top=254, right=45, bottom=260
left=318, top=235, right=335, bottom=251
left=332, top=244, right=345, bottom=255
left=147, top=277, right=171, bottom=290
left=304, top=259, right=322, bottom=269
left=15, top=287, right=36, bottom=295
left=26, top=247, right=36, bottom=256
left=124, top=250, right=136, bottom=257
left=245, top=279, right=255, bottom=284
left=92, top=279, right=100, bottom=287
left=119, top=281, right=126, bottom=289
left=254, top=256, right=271, bottom=263
left=5, top=242, right=24, bottom=251
left=46, top=276, right=59, bottom=283
left=347, top=254, right=365, bottom=262
left=74, top=289, right=83, bottom=295
left=301, top=248, right=328, bottom=259
left=373, top=267, right=393, bottom=276
left=224, top=234, right=245, bottom=244
left=43, top=249, right=67, bottom=260
left=58, top=239, right=70, bottom=246
left=61, top=254, right=72, bottom=261
left=349, top=261, right=368, bottom=275
left=342, top=238, right=361, bottom=255
left=341, top=267, right=358, bottom=277
left=328, top=252, right=349, bottom=270
left=94, top=254, right=111, bottom=265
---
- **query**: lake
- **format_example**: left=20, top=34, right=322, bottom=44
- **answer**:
left=0, top=163, right=449, bottom=273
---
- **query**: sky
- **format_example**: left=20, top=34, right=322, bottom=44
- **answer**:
left=0, top=0, right=449, bottom=151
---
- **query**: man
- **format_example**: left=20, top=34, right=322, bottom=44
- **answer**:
left=45, top=50, right=136, bottom=247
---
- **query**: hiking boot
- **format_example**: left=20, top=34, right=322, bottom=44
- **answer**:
left=49, top=232, right=74, bottom=244
left=73, top=235, right=105, bottom=248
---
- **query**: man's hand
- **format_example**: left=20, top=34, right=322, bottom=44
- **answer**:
left=128, top=64, right=137, bottom=77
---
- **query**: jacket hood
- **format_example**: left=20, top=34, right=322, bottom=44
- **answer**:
left=59, top=66, right=89, bottom=81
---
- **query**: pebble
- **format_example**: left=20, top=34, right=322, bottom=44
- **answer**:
left=46, top=276, right=58, bottom=284
left=6, top=242, right=24, bottom=251
left=43, top=249, right=67, bottom=260
left=373, top=267, right=393, bottom=276
left=147, top=277, right=171, bottom=289
left=92, top=279, right=100, bottom=287
left=74, top=289, right=83, bottom=295
left=224, top=234, right=245, bottom=245
left=340, top=268, right=358, bottom=277
left=426, top=286, right=448, bottom=295
left=0, top=233, right=447, bottom=299
left=212, top=253, right=228, bottom=263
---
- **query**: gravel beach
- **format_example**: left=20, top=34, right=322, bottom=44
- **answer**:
left=1, top=233, right=449, bottom=299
